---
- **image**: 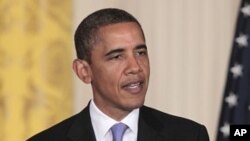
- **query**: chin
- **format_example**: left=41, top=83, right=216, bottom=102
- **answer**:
left=123, top=100, right=145, bottom=111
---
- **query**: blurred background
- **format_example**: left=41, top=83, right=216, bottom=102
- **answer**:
left=0, top=0, right=244, bottom=141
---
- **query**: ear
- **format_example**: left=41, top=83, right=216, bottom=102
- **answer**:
left=72, top=59, right=92, bottom=84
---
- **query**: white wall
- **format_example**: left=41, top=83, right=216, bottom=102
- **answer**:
left=72, top=0, right=241, bottom=140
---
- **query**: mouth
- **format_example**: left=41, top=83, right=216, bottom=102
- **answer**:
left=121, top=80, right=144, bottom=94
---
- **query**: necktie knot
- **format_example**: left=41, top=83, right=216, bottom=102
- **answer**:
left=111, top=123, right=128, bottom=141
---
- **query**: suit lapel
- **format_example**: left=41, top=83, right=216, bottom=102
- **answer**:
left=67, top=105, right=96, bottom=141
left=137, top=106, right=166, bottom=141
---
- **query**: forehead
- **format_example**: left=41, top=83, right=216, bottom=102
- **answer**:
left=90, top=22, right=146, bottom=61
left=96, top=22, right=145, bottom=45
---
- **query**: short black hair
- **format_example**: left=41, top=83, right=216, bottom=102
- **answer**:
left=74, top=8, right=145, bottom=62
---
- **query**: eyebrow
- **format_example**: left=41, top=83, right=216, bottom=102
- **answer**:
left=104, top=44, right=147, bottom=57
left=136, top=44, right=147, bottom=50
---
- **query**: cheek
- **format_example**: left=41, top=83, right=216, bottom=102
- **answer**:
left=94, top=63, right=123, bottom=84
left=140, top=58, right=150, bottom=72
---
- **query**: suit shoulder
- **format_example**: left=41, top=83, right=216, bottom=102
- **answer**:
left=26, top=113, right=78, bottom=141
left=141, top=105, right=203, bottom=127
left=140, top=106, right=209, bottom=140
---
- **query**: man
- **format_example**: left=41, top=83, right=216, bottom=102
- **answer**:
left=27, top=8, right=210, bottom=141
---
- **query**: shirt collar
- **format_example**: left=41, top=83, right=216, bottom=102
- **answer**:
left=89, top=100, right=139, bottom=141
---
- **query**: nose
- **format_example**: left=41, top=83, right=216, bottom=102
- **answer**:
left=125, top=56, right=142, bottom=75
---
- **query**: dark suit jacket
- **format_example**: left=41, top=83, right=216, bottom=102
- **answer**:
left=27, top=105, right=209, bottom=141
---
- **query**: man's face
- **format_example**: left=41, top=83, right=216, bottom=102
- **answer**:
left=90, top=22, right=150, bottom=118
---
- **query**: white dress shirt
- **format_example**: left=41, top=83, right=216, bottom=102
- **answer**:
left=89, top=100, right=139, bottom=141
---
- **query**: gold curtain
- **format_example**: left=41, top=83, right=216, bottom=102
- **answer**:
left=0, top=0, right=72, bottom=141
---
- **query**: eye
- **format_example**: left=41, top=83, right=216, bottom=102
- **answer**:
left=136, top=49, right=147, bottom=56
left=112, top=54, right=122, bottom=59
left=108, top=54, right=123, bottom=60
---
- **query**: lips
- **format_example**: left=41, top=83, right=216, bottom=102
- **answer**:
left=121, top=80, right=144, bottom=94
